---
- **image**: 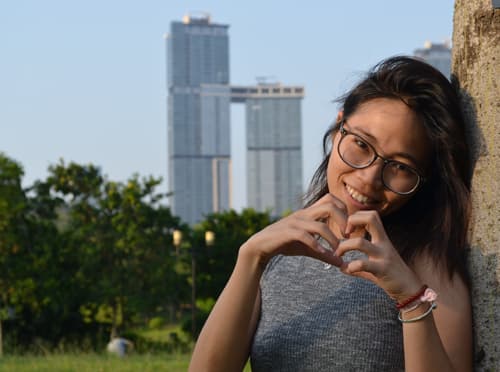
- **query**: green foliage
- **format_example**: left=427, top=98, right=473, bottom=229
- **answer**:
left=147, top=317, right=164, bottom=330
left=44, top=161, right=187, bottom=340
left=0, top=153, right=275, bottom=353
left=194, top=208, right=274, bottom=301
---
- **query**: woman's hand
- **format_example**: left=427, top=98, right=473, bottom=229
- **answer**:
left=241, top=193, right=348, bottom=268
left=335, top=210, right=423, bottom=302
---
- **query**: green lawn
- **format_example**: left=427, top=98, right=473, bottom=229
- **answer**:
left=0, top=353, right=190, bottom=372
left=0, top=353, right=253, bottom=371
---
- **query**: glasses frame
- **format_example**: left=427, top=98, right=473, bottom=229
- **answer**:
left=337, top=120, right=426, bottom=195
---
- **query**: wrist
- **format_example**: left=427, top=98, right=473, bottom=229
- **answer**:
left=392, top=279, right=425, bottom=304
left=238, top=241, right=270, bottom=274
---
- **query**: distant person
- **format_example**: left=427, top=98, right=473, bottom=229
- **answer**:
left=189, top=56, right=472, bottom=371
left=106, top=337, right=134, bottom=357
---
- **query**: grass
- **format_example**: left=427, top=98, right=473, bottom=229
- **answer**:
left=0, top=353, right=253, bottom=371
left=0, top=353, right=191, bottom=372
left=0, top=324, right=252, bottom=371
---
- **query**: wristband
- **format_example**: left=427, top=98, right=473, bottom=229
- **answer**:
left=396, top=285, right=428, bottom=309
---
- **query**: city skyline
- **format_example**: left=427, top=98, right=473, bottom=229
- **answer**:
left=1, top=1, right=455, bottom=214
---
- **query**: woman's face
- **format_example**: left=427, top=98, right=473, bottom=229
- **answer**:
left=327, top=98, right=431, bottom=217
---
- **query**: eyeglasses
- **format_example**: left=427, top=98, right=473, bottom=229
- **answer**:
left=337, top=120, right=425, bottom=195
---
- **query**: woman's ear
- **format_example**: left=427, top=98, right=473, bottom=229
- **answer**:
left=336, top=111, right=344, bottom=124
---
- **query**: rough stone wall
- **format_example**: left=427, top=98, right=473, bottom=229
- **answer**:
left=452, top=0, right=500, bottom=370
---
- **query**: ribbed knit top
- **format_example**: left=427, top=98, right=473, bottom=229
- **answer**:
left=250, top=252, right=404, bottom=371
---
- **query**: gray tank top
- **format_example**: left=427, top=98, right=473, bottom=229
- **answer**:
left=250, top=253, right=404, bottom=371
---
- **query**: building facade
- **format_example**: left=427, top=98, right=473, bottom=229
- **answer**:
left=166, top=14, right=231, bottom=224
left=414, top=41, right=452, bottom=78
left=231, top=84, right=304, bottom=217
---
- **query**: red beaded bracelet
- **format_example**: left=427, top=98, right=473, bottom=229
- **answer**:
left=396, top=285, right=428, bottom=309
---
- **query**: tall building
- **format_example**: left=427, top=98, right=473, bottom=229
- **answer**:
left=231, top=84, right=304, bottom=217
left=414, top=40, right=451, bottom=78
left=166, top=14, right=231, bottom=224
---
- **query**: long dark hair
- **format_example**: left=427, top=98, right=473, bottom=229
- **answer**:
left=304, top=56, right=471, bottom=281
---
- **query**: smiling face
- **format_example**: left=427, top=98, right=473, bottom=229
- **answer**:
left=327, top=98, right=431, bottom=217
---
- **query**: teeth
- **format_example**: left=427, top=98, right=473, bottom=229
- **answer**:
left=346, top=185, right=370, bottom=204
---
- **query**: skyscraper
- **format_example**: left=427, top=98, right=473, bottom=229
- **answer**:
left=231, top=84, right=304, bottom=217
left=414, top=41, right=452, bottom=78
left=166, top=14, right=231, bottom=224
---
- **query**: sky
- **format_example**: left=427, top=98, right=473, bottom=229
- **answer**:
left=0, top=0, right=454, bottom=211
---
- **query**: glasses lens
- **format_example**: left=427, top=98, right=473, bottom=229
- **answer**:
left=339, top=132, right=420, bottom=194
left=382, top=161, right=419, bottom=194
left=338, top=133, right=375, bottom=168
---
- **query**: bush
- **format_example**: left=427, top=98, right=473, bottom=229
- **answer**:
left=148, top=317, right=165, bottom=330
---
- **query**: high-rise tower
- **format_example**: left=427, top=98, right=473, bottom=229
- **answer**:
left=166, top=14, right=231, bottom=224
left=414, top=40, right=451, bottom=78
left=231, top=83, right=304, bottom=217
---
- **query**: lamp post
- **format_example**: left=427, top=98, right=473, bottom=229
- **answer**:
left=172, top=229, right=215, bottom=339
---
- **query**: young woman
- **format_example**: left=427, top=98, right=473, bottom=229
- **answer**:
left=189, top=56, right=472, bottom=372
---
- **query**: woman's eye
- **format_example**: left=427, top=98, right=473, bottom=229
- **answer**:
left=390, top=162, right=411, bottom=173
left=354, top=139, right=369, bottom=149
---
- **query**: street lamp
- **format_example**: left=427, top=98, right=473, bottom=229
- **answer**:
left=205, top=231, right=215, bottom=247
left=172, top=229, right=215, bottom=339
left=172, top=229, right=182, bottom=255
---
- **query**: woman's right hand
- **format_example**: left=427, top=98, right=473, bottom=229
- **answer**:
left=241, top=193, right=348, bottom=268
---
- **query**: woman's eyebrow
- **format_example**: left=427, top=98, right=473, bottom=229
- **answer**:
left=351, top=126, right=378, bottom=143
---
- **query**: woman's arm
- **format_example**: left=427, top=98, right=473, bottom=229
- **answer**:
left=335, top=210, right=472, bottom=372
left=189, top=193, right=348, bottom=372
left=402, top=256, right=472, bottom=372
left=188, top=246, right=264, bottom=372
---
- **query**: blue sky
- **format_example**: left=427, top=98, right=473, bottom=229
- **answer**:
left=0, top=0, right=454, bottom=211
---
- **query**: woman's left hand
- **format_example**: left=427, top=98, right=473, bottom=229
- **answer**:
left=334, top=210, right=423, bottom=302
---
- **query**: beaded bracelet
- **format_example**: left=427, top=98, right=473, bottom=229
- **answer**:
left=398, top=302, right=437, bottom=323
left=396, top=285, right=428, bottom=309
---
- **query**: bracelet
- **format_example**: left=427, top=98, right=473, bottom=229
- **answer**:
left=396, top=285, right=428, bottom=309
left=400, top=301, right=423, bottom=314
left=400, top=287, right=439, bottom=313
left=398, top=302, right=437, bottom=323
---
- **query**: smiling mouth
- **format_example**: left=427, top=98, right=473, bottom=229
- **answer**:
left=345, top=184, right=377, bottom=205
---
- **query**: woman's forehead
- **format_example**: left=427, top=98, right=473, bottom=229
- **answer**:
left=346, top=99, right=431, bottom=163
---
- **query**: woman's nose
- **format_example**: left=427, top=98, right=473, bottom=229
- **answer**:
left=357, top=158, right=384, bottom=189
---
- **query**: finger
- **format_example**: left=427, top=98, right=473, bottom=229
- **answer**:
left=341, top=256, right=380, bottom=275
left=286, top=227, right=343, bottom=267
left=341, top=258, right=380, bottom=277
left=335, top=237, right=378, bottom=258
left=312, top=192, right=347, bottom=212
left=287, top=227, right=327, bottom=255
left=302, top=196, right=348, bottom=236
left=291, top=218, right=340, bottom=250
left=345, top=210, right=388, bottom=242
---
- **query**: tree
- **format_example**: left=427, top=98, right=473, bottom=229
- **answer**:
left=46, top=161, right=186, bottom=340
left=0, top=154, right=36, bottom=356
left=187, top=209, right=273, bottom=336
left=452, top=1, right=500, bottom=370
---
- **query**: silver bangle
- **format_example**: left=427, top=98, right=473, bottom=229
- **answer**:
left=398, top=302, right=437, bottom=323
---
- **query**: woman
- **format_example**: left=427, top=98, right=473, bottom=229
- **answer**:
left=189, top=56, right=472, bottom=371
